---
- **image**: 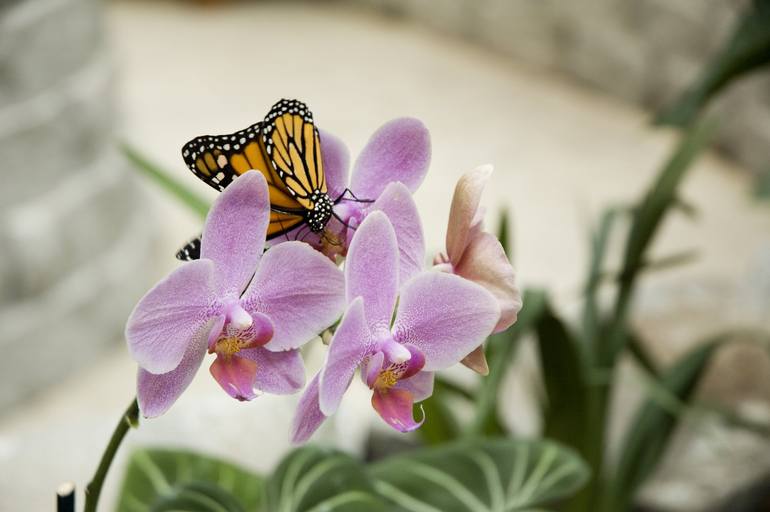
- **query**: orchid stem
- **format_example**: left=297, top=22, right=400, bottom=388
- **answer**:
left=84, top=397, right=139, bottom=512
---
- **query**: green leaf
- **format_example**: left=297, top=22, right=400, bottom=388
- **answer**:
left=625, top=330, right=660, bottom=378
left=370, top=438, right=590, bottom=512
left=116, top=448, right=264, bottom=512
left=656, top=0, right=770, bottom=127
left=754, top=168, right=770, bottom=200
left=467, top=289, right=547, bottom=437
left=150, top=481, right=248, bottom=512
left=536, top=300, right=588, bottom=453
left=605, top=333, right=733, bottom=511
left=621, top=121, right=712, bottom=284
left=582, top=206, right=626, bottom=351
left=497, top=209, right=513, bottom=260
left=122, top=143, right=211, bottom=218
left=604, top=121, right=714, bottom=363
left=264, top=445, right=388, bottom=512
left=598, top=249, right=699, bottom=284
left=417, top=378, right=465, bottom=445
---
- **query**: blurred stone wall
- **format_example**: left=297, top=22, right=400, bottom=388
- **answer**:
left=0, top=0, right=158, bottom=410
left=352, top=0, right=770, bottom=174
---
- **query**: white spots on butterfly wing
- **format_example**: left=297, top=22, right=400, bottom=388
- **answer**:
left=239, top=137, right=246, bottom=144
left=223, top=143, right=230, bottom=150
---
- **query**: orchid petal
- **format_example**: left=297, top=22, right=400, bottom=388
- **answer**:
left=372, top=182, right=425, bottom=285
left=399, top=344, right=426, bottom=380
left=237, top=347, right=306, bottom=395
left=137, top=324, right=209, bottom=418
left=371, top=387, right=424, bottom=433
left=210, top=354, right=260, bottom=401
left=319, top=298, right=373, bottom=415
left=363, top=351, right=385, bottom=388
left=207, top=314, right=227, bottom=352
left=290, top=374, right=327, bottom=444
left=461, top=345, right=490, bottom=375
left=456, top=231, right=522, bottom=332
left=244, top=241, right=345, bottom=351
left=201, top=171, right=270, bottom=297
left=350, top=118, right=430, bottom=200
left=393, top=271, right=500, bottom=371
left=394, top=371, right=435, bottom=402
left=446, top=165, right=492, bottom=264
left=240, top=311, right=274, bottom=349
left=345, top=211, right=399, bottom=330
left=126, top=259, right=218, bottom=375
left=319, top=129, right=351, bottom=202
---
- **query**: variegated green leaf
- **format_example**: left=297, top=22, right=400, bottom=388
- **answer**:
left=369, top=438, right=589, bottom=512
left=116, top=449, right=263, bottom=512
left=264, top=445, right=389, bottom=512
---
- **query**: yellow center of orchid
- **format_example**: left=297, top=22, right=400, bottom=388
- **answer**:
left=215, top=337, right=242, bottom=357
left=374, top=369, right=399, bottom=391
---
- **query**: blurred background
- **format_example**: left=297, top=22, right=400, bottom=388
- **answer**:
left=1, top=0, right=769, bottom=510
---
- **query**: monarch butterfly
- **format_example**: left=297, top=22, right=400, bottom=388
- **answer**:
left=177, top=99, right=355, bottom=261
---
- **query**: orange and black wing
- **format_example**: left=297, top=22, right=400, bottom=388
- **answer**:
left=181, top=120, right=307, bottom=241
left=261, top=99, right=327, bottom=211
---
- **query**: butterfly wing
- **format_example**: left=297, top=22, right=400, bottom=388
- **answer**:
left=178, top=99, right=331, bottom=260
left=262, top=99, right=327, bottom=211
left=176, top=235, right=202, bottom=261
left=181, top=118, right=309, bottom=240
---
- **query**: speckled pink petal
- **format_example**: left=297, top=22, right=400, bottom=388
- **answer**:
left=456, top=230, right=522, bottom=332
left=394, top=371, right=435, bottom=402
left=126, top=259, right=218, bottom=375
left=319, top=129, right=351, bottom=202
left=238, top=347, right=306, bottom=395
left=290, top=374, right=327, bottom=444
left=137, top=324, right=209, bottom=418
left=201, top=171, right=270, bottom=297
left=319, top=298, right=372, bottom=415
left=398, top=344, right=426, bottom=380
left=393, top=271, right=500, bottom=371
left=350, top=118, right=430, bottom=200
left=371, top=387, right=424, bottom=433
left=363, top=351, right=385, bottom=388
left=371, top=182, right=425, bottom=285
left=243, top=241, right=345, bottom=351
left=237, top=310, right=274, bottom=349
left=209, top=354, right=260, bottom=401
left=345, top=211, right=399, bottom=330
left=446, top=165, right=493, bottom=264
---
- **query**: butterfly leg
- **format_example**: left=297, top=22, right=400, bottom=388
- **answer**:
left=333, top=188, right=374, bottom=204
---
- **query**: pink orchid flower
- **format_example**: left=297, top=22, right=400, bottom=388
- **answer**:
left=276, top=118, right=430, bottom=262
left=290, top=211, right=500, bottom=443
left=434, top=165, right=522, bottom=374
left=126, top=171, right=344, bottom=418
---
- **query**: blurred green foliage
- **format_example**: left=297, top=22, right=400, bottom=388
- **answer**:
left=117, top=439, right=589, bottom=512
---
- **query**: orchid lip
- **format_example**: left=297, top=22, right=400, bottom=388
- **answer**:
left=208, top=310, right=274, bottom=356
left=369, top=345, right=426, bottom=393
